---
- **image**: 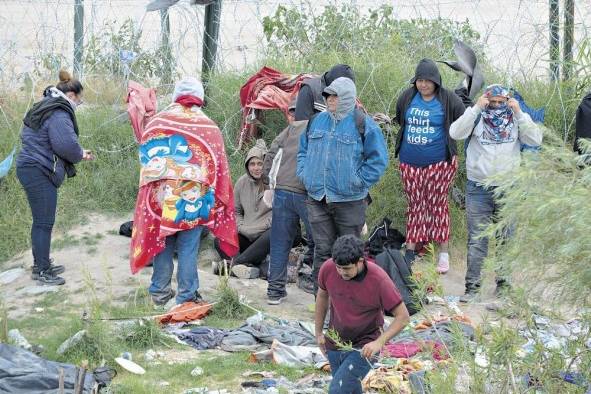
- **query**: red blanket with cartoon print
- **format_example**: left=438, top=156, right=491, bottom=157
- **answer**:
left=130, top=103, right=239, bottom=274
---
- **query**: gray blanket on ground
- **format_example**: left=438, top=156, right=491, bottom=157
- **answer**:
left=221, top=321, right=316, bottom=352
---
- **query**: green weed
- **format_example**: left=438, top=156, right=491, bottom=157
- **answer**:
left=211, top=274, right=249, bottom=320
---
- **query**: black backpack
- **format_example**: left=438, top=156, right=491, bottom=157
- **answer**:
left=366, top=217, right=405, bottom=257
left=374, top=247, right=422, bottom=316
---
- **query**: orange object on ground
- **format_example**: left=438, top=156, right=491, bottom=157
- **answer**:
left=158, top=301, right=212, bottom=324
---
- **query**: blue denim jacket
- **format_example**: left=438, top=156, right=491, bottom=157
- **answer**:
left=297, top=111, right=388, bottom=203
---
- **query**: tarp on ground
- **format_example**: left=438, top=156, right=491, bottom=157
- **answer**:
left=0, top=344, right=96, bottom=393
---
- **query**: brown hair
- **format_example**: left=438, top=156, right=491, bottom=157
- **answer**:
left=56, top=69, right=83, bottom=95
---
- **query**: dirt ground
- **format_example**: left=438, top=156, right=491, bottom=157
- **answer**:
left=0, top=214, right=498, bottom=324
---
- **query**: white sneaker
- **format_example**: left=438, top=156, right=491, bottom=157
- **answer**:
left=437, top=252, right=450, bottom=274
left=231, top=265, right=260, bottom=279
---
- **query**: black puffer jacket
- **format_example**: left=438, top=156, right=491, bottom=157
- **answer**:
left=575, top=91, right=591, bottom=154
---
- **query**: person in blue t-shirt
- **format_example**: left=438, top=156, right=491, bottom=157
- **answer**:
left=394, top=59, right=465, bottom=274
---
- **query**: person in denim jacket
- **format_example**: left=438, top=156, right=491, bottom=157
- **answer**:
left=297, top=76, right=388, bottom=294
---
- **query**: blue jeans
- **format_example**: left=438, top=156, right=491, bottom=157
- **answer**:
left=17, top=165, right=57, bottom=272
left=465, top=180, right=512, bottom=291
left=267, top=189, right=314, bottom=298
left=326, top=350, right=372, bottom=394
left=150, top=226, right=203, bottom=304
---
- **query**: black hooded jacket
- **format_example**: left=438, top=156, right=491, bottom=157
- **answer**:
left=574, top=91, right=591, bottom=154
left=294, top=64, right=355, bottom=121
left=394, top=59, right=465, bottom=161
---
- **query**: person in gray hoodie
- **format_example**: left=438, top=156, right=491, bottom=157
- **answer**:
left=214, top=139, right=272, bottom=279
left=16, top=70, right=93, bottom=286
left=297, top=77, right=388, bottom=297
left=449, top=84, right=543, bottom=302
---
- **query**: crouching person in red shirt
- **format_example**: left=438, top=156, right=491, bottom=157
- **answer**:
left=315, top=235, right=410, bottom=393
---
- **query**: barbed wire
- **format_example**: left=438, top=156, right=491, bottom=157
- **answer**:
left=0, top=0, right=590, bottom=152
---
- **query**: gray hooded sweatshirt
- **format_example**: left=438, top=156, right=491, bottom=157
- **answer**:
left=322, top=77, right=357, bottom=120
left=234, top=139, right=272, bottom=240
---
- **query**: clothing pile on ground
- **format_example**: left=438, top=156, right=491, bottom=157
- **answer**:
left=157, top=301, right=213, bottom=325
left=163, top=312, right=327, bottom=368
left=516, top=314, right=591, bottom=392
left=361, top=313, right=475, bottom=393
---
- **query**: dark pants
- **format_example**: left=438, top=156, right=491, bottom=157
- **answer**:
left=306, top=198, right=367, bottom=293
left=234, top=230, right=271, bottom=268
left=17, top=165, right=58, bottom=272
left=465, top=180, right=513, bottom=291
left=326, top=350, right=372, bottom=394
left=267, top=189, right=315, bottom=298
left=213, top=230, right=272, bottom=278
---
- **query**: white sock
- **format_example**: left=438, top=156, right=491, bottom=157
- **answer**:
left=438, top=252, right=449, bottom=263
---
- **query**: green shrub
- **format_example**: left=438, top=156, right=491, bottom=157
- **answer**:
left=483, top=133, right=591, bottom=306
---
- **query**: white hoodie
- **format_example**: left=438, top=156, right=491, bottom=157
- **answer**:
left=449, top=105, right=543, bottom=185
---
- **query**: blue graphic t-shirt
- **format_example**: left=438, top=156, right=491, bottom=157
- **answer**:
left=399, top=93, right=447, bottom=167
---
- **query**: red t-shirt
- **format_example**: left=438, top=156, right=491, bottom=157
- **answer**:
left=318, top=259, right=402, bottom=351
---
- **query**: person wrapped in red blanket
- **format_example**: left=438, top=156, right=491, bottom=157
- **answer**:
left=129, top=77, right=239, bottom=306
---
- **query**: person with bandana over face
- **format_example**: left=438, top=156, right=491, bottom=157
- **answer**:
left=449, top=84, right=543, bottom=302
left=16, top=69, right=94, bottom=286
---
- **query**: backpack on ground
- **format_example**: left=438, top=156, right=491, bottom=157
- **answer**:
left=366, top=217, right=406, bottom=257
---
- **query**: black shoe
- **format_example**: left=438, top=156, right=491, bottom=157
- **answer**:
left=297, top=274, right=315, bottom=294
left=495, top=281, right=511, bottom=297
left=36, top=270, right=65, bottom=286
left=194, top=291, right=204, bottom=303
left=31, top=261, right=65, bottom=280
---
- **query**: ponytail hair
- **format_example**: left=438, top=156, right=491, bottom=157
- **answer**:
left=56, top=69, right=83, bottom=95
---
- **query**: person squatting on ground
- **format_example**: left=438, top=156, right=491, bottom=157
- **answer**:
left=315, top=235, right=410, bottom=394
left=214, top=139, right=272, bottom=280
left=16, top=70, right=94, bottom=286
left=394, top=58, right=466, bottom=273
left=449, top=84, right=543, bottom=302
left=264, top=102, right=316, bottom=305
left=130, top=77, right=238, bottom=306
left=297, top=77, right=388, bottom=294
left=294, top=64, right=356, bottom=122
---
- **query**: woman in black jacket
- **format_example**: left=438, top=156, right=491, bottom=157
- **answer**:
left=16, top=70, right=93, bottom=285
left=394, top=59, right=465, bottom=274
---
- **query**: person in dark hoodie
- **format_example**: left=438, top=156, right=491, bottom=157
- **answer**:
left=214, top=139, right=272, bottom=279
left=574, top=91, right=591, bottom=158
left=394, top=59, right=465, bottom=274
left=294, top=64, right=355, bottom=121
left=16, top=70, right=93, bottom=286
left=297, top=77, right=388, bottom=297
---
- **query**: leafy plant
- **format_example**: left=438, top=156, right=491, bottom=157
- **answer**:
left=211, top=274, right=249, bottom=319
left=483, top=132, right=591, bottom=307
left=122, top=319, right=172, bottom=350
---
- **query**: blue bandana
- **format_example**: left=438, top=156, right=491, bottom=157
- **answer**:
left=481, top=84, right=514, bottom=142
